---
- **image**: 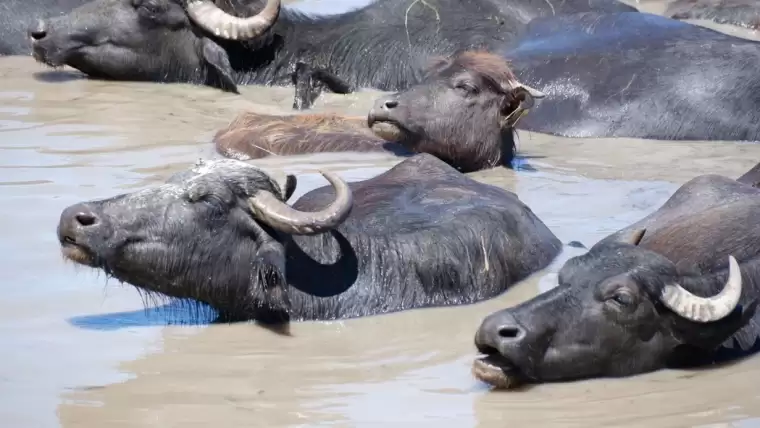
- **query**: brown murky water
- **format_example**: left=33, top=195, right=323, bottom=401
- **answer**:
left=2, top=2, right=760, bottom=427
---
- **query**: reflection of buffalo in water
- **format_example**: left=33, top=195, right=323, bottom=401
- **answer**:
left=27, top=0, right=633, bottom=93
left=474, top=163, right=760, bottom=388
left=665, top=0, right=760, bottom=30
left=505, top=11, right=760, bottom=141
left=56, top=154, right=561, bottom=323
left=215, top=52, right=544, bottom=173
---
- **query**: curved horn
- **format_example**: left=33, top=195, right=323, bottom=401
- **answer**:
left=660, top=255, right=743, bottom=323
left=186, top=0, right=281, bottom=41
left=515, top=83, right=546, bottom=101
left=248, top=171, right=353, bottom=236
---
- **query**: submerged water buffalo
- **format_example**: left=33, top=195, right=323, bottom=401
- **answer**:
left=472, top=167, right=760, bottom=388
left=665, top=0, right=760, bottom=30
left=0, top=0, right=88, bottom=55
left=504, top=11, right=760, bottom=141
left=56, top=154, right=561, bottom=323
left=28, top=0, right=634, bottom=92
left=215, top=52, right=544, bottom=173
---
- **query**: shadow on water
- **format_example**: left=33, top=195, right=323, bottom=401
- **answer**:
left=32, top=70, right=85, bottom=83
left=67, top=300, right=217, bottom=331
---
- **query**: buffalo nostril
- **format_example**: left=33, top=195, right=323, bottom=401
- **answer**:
left=30, top=30, right=47, bottom=40
left=383, top=100, right=398, bottom=109
left=75, top=212, right=97, bottom=227
left=497, top=326, right=522, bottom=339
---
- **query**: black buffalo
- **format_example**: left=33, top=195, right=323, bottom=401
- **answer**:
left=503, top=11, right=760, bottom=141
left=473, top=166, right=760, bottom=388
left=665, top=0, right=760, bottom=30
left=214, top=51, right=545, bottom=172
left=0, top=0, right=88, bottom=55
left=56, top=154, right=562, bottom=323
left=28, top=0, right=634, bottom=93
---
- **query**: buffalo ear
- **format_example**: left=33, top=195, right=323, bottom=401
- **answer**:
left=235, top=209, right=291, bottom=323
left=251, top=240, right=291, bottom=324
left=623, top=228, right=647, bottom=246
left=282, top=174, right=297, bottom=201
left=201, top=38, right=238, bottom=93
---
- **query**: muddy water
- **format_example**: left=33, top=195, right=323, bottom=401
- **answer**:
left=2, top=9, right=760, bottom=428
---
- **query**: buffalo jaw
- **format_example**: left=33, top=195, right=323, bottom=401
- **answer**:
left=472, top=354, right=524, bottom=390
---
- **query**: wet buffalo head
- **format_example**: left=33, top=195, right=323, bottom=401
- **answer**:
left=367, top=51, right=545, bottom=173
left=472, top=229, right=756, bottom=388
left=56, top=159, right=352, bottom=322
left=30, top=0, right=280, bottom=92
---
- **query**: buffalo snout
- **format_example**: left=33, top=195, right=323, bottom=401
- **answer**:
left=475, top=311, right=527, bottom=354
left=373, top=94, right=399, bottom=113
left=28, top=19, right=48, bottom=41
left=57, top=203, right=102, bottom=247
left=367, top=94, right=410, bottom=142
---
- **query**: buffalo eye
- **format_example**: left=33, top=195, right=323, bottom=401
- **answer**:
left=454, top=81, right=479, bottom=96
left=134, top=0, right=164, bottom=15
left=608, top=288, right=637, bottom=309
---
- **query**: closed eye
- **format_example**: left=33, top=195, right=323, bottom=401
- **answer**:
left=454, top=82, right=479, bottom=95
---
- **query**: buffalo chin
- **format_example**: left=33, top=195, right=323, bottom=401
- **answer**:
left=60, top=242, right=97, bottom=267
left=370, top=121, right=407, bottom=142
left=32, top=48, right=66, bottom=68
left=472, top=354, right=523, bottom=390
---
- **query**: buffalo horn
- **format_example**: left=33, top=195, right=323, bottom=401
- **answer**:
left=660, top=255, right=743, bottom=323
left=186, top=0, right=281, bottom=41
left=248, top=171, right=353, bottom=235
left=502, top=81, right=546, bottom=128
left=515, top=83, right=546, bottom=100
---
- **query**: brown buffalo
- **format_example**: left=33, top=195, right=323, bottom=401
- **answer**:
left=213, top=51, right=545, bottom=173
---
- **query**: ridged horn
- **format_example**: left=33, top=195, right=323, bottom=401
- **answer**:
left=660, top=255, right=743, bottom=323
left=248, top=171, right=353, bottom=235
left=186, top=0, right=281, bottom=41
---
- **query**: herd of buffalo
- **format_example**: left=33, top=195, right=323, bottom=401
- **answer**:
left=3, top=0, right=759, bottom=390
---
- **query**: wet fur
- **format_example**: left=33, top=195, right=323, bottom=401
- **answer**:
left=33, top=0, right=633, bottom=92
left=506, top=12, right=760, bottom=141
left=213, top=113, right=410, bottom=159
left=666, top=0, right=760, bottom=30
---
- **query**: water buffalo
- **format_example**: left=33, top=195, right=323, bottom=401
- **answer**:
left=28, top=0, right=634, bottom=93
left=503, top=11, right=760, bottom=141
left=215, top=52, right=545, bottom=173
left=665, top=0, right=760, bottom=30
left=0, top=0, right=88, bottom=55
left=472, top=168, right=760, bottom=388
left=56, top=154, right=562, bottom=323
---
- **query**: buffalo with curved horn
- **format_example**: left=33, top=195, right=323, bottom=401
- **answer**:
left=28, top=0, right=634, bottom=93
left=56, top=154, right=562, bottom=323
left=472, top=168, right=760, bottom=388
